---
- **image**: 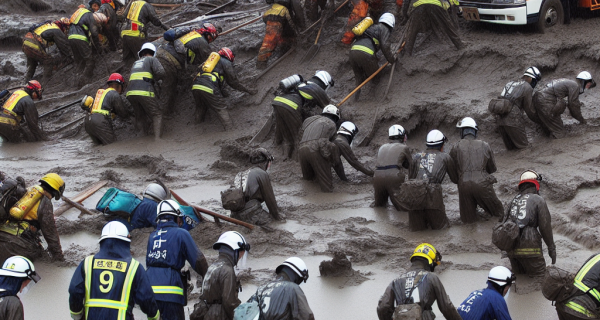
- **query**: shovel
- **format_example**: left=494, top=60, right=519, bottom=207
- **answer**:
left=299, top=26, right=323, bottom=64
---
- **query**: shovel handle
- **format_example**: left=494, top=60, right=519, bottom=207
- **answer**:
left=301, top=0, right=350, bottom=34
left=314, top=26, right=323, bottom=44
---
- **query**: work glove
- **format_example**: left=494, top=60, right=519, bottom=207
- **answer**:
left=549, top=247, right=557, bottom=264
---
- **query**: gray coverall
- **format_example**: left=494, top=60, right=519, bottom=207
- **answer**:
left=533, top=79, right=585, bottom=139
left=449, top=136, right=503, bottom=223
left=230, top=167, right=281, bottom=225
left=298, top=115, right=340, bottom=192
left=84, top=88, right=129, bottom=145
left=377, top=260, right=462, bottom=320
left=248, top=272, right=315, bottom=320
left=495, top=80, right=536, bottom=149
left=126, top=55, right=165, bottom=139
left=506, top=185, right=556, bottom=277
left=407, top=149, right=458, bottom=231
left=332, top=133, right=374, bottom=180
left=373, top=141, right=413, bottom=210
left=0, top=294, right=24, bottom=320
left=68, top=10, right=100, bottom=82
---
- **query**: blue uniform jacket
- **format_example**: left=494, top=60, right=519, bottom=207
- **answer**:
left=68, top=238, right=159, bottom=320
left=457, top=283, right=512, bottom=320
left=130, top=198, right=159, bottom=230
left=146, top=220, right=205, bottom=305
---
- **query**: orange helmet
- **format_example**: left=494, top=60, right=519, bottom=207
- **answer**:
left=26, top=80, right=43, bottom=99
left=218, top=47, right=234, bottom=62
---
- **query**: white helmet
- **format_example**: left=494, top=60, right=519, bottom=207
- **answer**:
left=99, top=221, right=131, bottom=243
left=488, top=266, right=515, bottom=287
left=143, top=183, right=168, bottom=202
left=138, top=42, right=157, bottom=58
left=577, top=71, right=593, bottom=81
left=577, top=71, right=596, bottom=92
left=213, top=231, right=251, bottom=252
left=276, top=257, right=309, bottom=284
left=426, top=129, right=447, bottom=146
left=337, top=121, right=358, bottom=138
left=523, top=66, right=541, bottom=81
left=322, top=105, right=340, bottom=121
left=519, top=169, right=542, bottom=190
left=156, top=199, right=182, bottom=220
left=0, top=256, right=41, bottom=283
left=456, top=117, right=478, bottom=130
left=314, top=70, right=334, bottom=90
left=379, top=13, right=395, bottom=28
left=388, top=124, right=405, bottom=138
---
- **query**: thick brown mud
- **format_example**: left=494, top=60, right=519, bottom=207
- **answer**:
left=2, top=0, right=600, bottom=319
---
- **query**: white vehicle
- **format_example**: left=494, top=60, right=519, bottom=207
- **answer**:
left=459, top=0, right=599, bottom=32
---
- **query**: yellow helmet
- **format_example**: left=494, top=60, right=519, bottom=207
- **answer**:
left=410, top=243, right=441, bottom=266
left=39, top=173, right=65, bottom=200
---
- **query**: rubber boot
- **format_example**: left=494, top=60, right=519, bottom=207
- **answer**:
left=153, top=116, right=163, bottom=140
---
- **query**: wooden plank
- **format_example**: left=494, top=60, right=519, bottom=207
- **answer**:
left=54, top=180, right=108, bottom=216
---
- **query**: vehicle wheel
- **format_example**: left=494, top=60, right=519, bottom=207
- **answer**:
left=536, top=0, right=565, bottom=33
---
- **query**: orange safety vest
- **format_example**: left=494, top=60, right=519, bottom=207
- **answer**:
left=70, top=8, right=91, bottom=25
left=91, top=88, right=114, bottom=116
left=1, top=90, right=28, bottom=124
left=33, top=23, right=60, bottom=47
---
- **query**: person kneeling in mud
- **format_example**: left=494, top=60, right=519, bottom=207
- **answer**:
left=224, top=148, right=282, bottom=225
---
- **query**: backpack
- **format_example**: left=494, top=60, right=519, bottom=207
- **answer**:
left=29, top=20, right=51, bottom=33
left=163, top=26, right=193, bottom=42
left=488, top=98, right=512, bottom=115
left=0, top=177, right=27, bottom=222
left=233, top=300, right=261, bottom=320
left=96, top=187, right=143, bottom=218
left=396, top=180, right=427, bottom=211
left=491, top=218, right=519, bottom=251
left=542, top=266, right=578, bottom=304
left=180, top=205, right=201, bottom=231
left=393, top=273, right=427, bottom=320
left=221, top=170, right=249, bottom=212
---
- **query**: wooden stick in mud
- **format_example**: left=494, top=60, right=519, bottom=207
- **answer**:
left=220, top=16, right=262, bottom=36
left=301, top=0, right=350, bottom=35
left=255, top=47, right=295, bottom=80
left=54, top=180, right=108, bottom=216
left=170, top=190, right=255, bottom=230
left=61, top=196, right=97, bottom=216
left=170, top=190, right=209, bottom=223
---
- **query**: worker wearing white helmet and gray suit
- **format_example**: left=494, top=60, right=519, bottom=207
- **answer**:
left=332, top=121, right=374, bottom=180
left=407, top=129, right=458, bottom=231
left=532, top=71, right=596, bottom=139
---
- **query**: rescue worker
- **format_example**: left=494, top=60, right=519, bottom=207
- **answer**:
left=229, top=148, right=282, bottom=225
left=0, top=80, right=47, bottom=143
left=556, top=253, right=600, bottom=319
left=126, top=43, right=166, bottom=140
left=121, top=0, right=169, bottom=64
left=532, top=71, right=596, bottom=139
left=23, top=19, right=72, bottom=85
left=407, top=130, right=458, bottom=231
left=258, top=0, right=301, bottom=68
left=401, top=0, right=463, bottom=56
left=450, top=117, right=503, bottom=223
left=348, top=13, right=395, bottom=100
left=83, top=73, right=129, bottom=145
left=298, top=105, right=341, bottom=193
left=0, top=256, right=41, bottom=320
left=0, top=173, right=65, bottom=263
left=159, top=23, right=218, bottom=112
left=377, top=243, right=461, bottom=320
left=373, top=125, right=413, bottom=210
left=192, top=47, right=256, bottom=131
left=246, top=257, right=314, bottom=320
left=505, top=170, right=556, bottom=277
left=68, top=221, right=160, bottom=320
left=127, top=183, right=170, bottom=230
left=90, top=0, right=119, bottom=51
left=332, top=121, right=374, bottom=180
left=92, top=12, right=110, bottom=52
left=340, top=0, right=369, bottom=45
left=272, top=71, right=334, bottom=159
left=190, top=231, right=251, bottom=320
left=146, top=200, right=209, bottom=320
left=492, top=67, right=541, bottom=150
left=68, top=6, right=101, bottom=85
left=457, top=266, right=515, bottom=320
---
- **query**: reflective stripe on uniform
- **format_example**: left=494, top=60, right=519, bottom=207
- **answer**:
left=125, top=90, right=155, bottom=97
left=23, top=39, right=41, bottom=51
left=192, top=84, right=213, bottom=94
left=152, top=286, right=184, bottom=295
left=2, top=90, right=28, bottom=122
left=121, top=29, right=142, bottom=38
left=68, top=34, right=89, bottom=42
left=274, top=96, right=298, bottom=110
left=201, top=72, right=218, bottom=82
left=299, top=90, right=313, bottom=100
left=513, top=248, right=542, bottom=255
left=413, top=0, right=443, bottom=7
left=34, top=23, right=60, bottom=36
left=70, top=8, right=91, bottom=25
left=127, top=1, right=145, bottom=22
left=351, top=45, right=374, bottom=55
left=574, top=254, right=600, bottom=302
left=91, top=88, right=114, bottom=116
left=124, top=1, right=146, bottom=37
left=0, top=116, right=17, bottom=126
left=84, top=256, right=140, bottom=320
left=179, top=31, right=202, bottom=45
left=566, top=301, right=596, bottom=317
left=129, top=72, right=153, bottom=81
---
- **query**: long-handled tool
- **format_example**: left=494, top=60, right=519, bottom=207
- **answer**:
left=249, top=112, right=274, bottom=145
left=49, top=116, right=85, bottom=134
left=55, top=180, right=109, bottom=216
left=221, top=16, right=262, bottom=36
left=39, top=99, right=81, bottom=119
left=204, top=0, right=236, bottom=16
left=171, top=190, right=254, bottom=230
left=301, top=0, right=350, bottom=35
left=173, top=7, right=268, bottom=27
left=170, top=189, right=209, bottom=223
left=255, top=47, right=295, bottom=80
left=300, top=26, right=323, bottom=63
left=62, top=196, right=97, bottom=215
